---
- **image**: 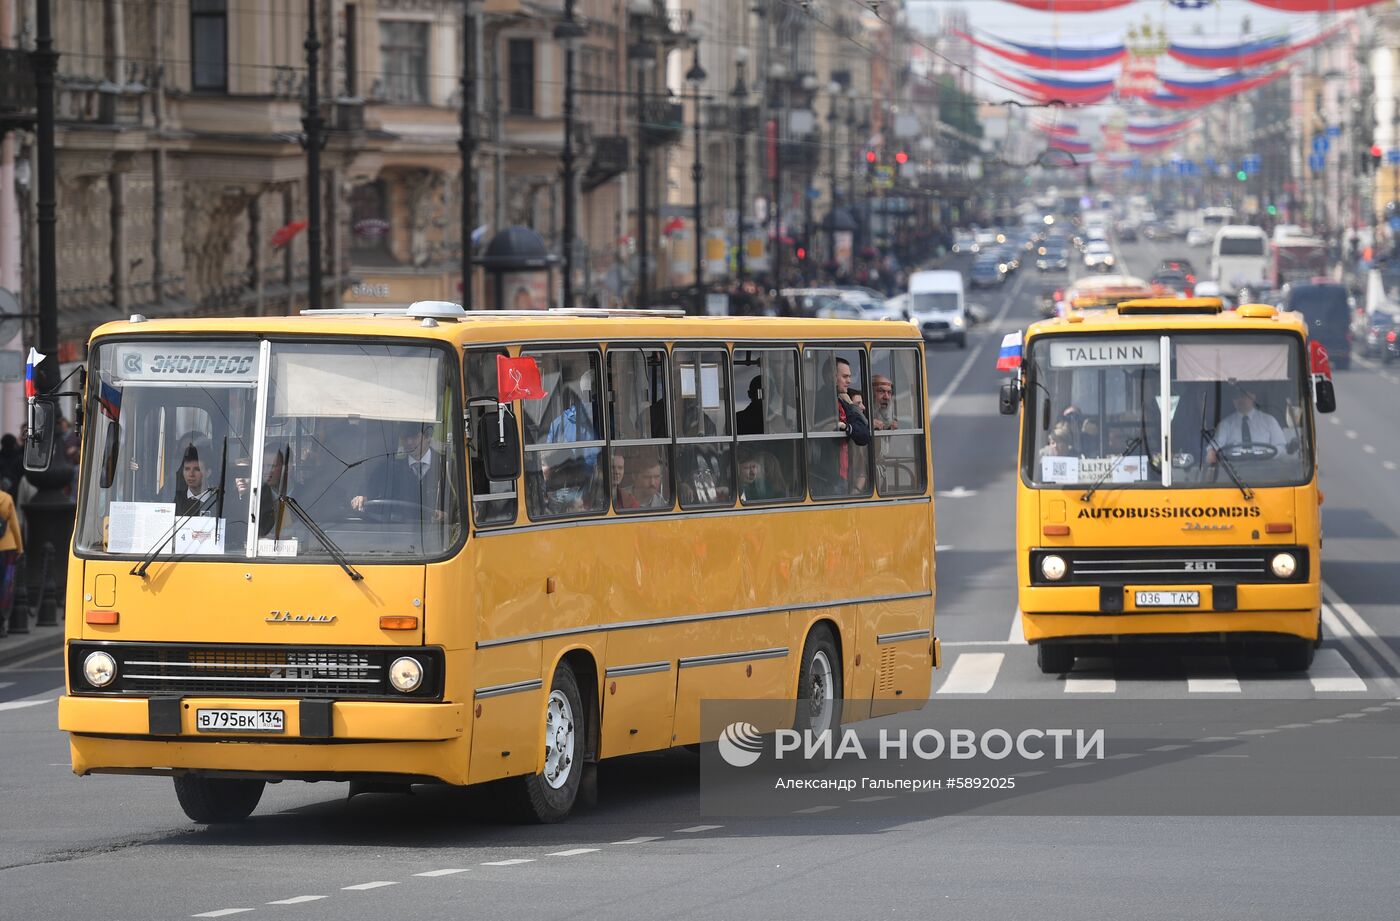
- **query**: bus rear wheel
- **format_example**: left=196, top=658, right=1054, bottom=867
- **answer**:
left=1036, top=643, right=1075, bottom=675
left=519, top=662, right=585, bottom=823
left=173, top=775, right=265, bottom=823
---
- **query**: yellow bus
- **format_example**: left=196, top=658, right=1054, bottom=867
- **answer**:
left=34, top=304, right=937, bottom=823
left=999, top=297, right=1336, bottom=674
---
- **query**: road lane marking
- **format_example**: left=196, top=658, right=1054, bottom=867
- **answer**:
left=342, top=881, right=398, bottom=890
left=793, top=805, right=839, bottom=814
left=612, top=836, right=661, bottom=845
left=936, top=653, right=1004, bottom=694
left=1063, top=677, right=1116, bottom=693
left=1345, top=430, right=1358, bottom=439
left=1329, top=416, right=1341, bottom=425
left=1364, top=444, right=1377, bottom=454
left=413, top=869, right=470, bottom=877
left=675, top=825, right=723, bottom=833
left=928, top=269, right=1025, bottom=421
left=1309, top=648, right=1368, bottom=693
left=192, top=911, right=253, bottom=919
left=547, top=848, right=600, bottom=857
left=1185, top=657, right=1240, bottom=694
left=1322, top=584, right=1400, bottom=681
left=481, top=859, right=534, bottom=866
left=267, top=895, right=328, bottom=904
left=0, top=681, right=14, bottom=690
left=1148, top=744, right=1190, bottom=752
left=1384, top=461, right=1397, bottom=471
left=0, top=686, right=64, bottom=711
left=1007, top=608, right=1026, bottom=644
left=850, top=795, right=894, bottom=803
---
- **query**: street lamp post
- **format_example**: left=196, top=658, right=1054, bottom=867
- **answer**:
left=555, top=1, right=586, bottom=309
left=629, top=40, right=655, bottom=308
left=732, top=48, right=750, bottom=285
left=687, top=46, right=707, bottom=315
left=459, top=0, right=482, bottom=309
left=770, top=63, right=786, bottom=293
left=31, top=0, right=58, bottom=385
left=302, top=0, right=323, bottom=310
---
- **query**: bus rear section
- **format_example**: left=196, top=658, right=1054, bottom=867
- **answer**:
left=1210, top=225, right=1270, bottom=296
left=1007, top=299, right=1330, bottom=675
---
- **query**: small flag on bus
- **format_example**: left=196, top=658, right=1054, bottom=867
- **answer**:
left=1308, top=340, right=1332, bottom=382
left=98, top=379, right=123, bottom=420
left=995, top=331, right=1023, bottom=372
left=496, top=354, right=548, bottom=402
left=24, top=347, right=44, bottom=399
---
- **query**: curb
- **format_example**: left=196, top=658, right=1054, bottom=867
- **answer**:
left=0, top=622, right=65, bottom=668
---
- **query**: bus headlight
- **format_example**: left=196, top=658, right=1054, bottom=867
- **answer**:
left=388, top=656, right=424, bottom=693
left=1041, top=555, right=1068, bottom=581
left=1270, top=553, right=1297, bottom=579
left=83, top=650, right=117, bottom=688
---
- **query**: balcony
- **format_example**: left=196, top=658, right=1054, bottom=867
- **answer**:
left=585, top=135, right=630, bottom=191
left=640, top=100, right=683, bottom=147
left=0, top=48, right=35, bottom=118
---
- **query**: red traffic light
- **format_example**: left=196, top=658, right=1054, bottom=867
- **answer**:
left=1372, top=144, right=1384, bottom=158
left=865, top=150, right=877, bottom=164
left=796, top=247, right=807, bottom=261
left=894, top=151, right=909, bottom=165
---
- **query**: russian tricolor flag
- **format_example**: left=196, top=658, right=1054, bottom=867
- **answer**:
left=24, top=347, right=43, bottom=399
left=996, top=331, right=1023, bottom=372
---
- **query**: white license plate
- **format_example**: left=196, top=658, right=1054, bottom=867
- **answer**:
left=1135, top=591, right=1200, bottom=608
left=195, top=708, right=285, bottom=733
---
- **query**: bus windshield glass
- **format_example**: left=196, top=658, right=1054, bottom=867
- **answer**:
left=1024, top=332, right=1311, bottom=490
left=76, top=339, right=463, bottom=561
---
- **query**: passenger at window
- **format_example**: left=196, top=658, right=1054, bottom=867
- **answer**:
left=736, top=376, right=764, bottom=436
left=830, top=357, right=870, bottom=491
left=624, top=454, right=668, bottom=509
left=738, top=450, right=783, bottom=502
left=174, top=445, right=214, bottom=516
left=610, top=452, right=630, bottom=508
left=871, top=375, right=898, bottom=430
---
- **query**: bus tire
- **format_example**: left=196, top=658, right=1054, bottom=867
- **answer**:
left=1036, top=643, right=1074, bottom=675
left=1275, top=639, right=1315, bottom=673
left=519, top=662, right=584, bottom=824
left=173, top=775, right=265, bottom=823
left=795, top=625, right=843, bottom=737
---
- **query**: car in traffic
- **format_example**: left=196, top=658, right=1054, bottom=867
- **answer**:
left=1282, top=281, right=1352, bottom=370
left=974, top=230, right=999, bottom=251
left=995, top=243, right=1021, bottom=272
left=1189, top=280, right=1237, bottom=310
left=907, top=270, right=968, bottom=348
left=1356, top=310, right=1399, bottom=362
left=1083, top=240, right=1115, bottom=270
left=1150, top=270, right=1193, bottom=297
left=1158, top=257, right=1197, bottom=278
left=1142, top=220, right=1173, bottom=241
left=1186, top=226, right=1213, bottom=248
left=1116, top=223, right=1138, bottom=242
left=1036, top=245, right=1069, bottom=272
left=969, top=256, right=1007, bottom=288
left=952, top=231, right=978, bottom=254
left=781, top=287, right=847, bottom=317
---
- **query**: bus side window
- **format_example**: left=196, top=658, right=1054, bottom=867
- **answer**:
left=607, top=347, right=673, bottom=513
left=673, top=348, right=734, bottom=509
left=734, top=347, right=803, bottom=504
left=803, top=346, right=871, bottom=498
left=870, top=347, right=927, bottom=495
left=521, top=349, right=608, bottom=520
left=465, top=349, right=518, bottom=526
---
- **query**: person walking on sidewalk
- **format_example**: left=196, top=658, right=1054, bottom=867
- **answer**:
left=0, top=488, right=24, bottom=638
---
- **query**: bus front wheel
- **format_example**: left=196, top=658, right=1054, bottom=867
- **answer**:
left=1036, top=643, right=1075, bottom=675
left=796, top=626, right=843, bottom=737
left=1275, top=639, right=1315, bottom=673
left=173, top=775, right=265, bottom=823
left=520, top=662, right=585, bottom=823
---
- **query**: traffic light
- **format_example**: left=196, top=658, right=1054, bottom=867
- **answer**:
left=894, top=150, right=909, bottom=165
left=1267, top=204, right=1278, bottom=216
left=865, top=150, right=878, bottom=164
left=1372, top=144, right=1384, bottom=172
left=1236, top=169, right=1247, bottom=182
left=796, top=245, right=807, bottom=262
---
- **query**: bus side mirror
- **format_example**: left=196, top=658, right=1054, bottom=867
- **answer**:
left=482, top=404, right=521, bottom=481
left=23, top=398, right=58, bottom=472
left=1314, top=378, right=1336, bottom=414
left=998, top=381, right=1021, bottom=416
left=99, top=420, right=121, bottom=488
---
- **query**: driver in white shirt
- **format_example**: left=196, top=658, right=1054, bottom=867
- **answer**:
left=1207, top=386, right=1289, bottom=463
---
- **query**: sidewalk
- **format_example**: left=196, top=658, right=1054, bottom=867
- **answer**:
left=0, top=618, right=65, bottom=668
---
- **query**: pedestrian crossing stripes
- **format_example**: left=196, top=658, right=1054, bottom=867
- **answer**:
left=934, top=647, right=1379, bottom=698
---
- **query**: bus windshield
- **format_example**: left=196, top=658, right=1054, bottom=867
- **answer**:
left=1024, top=332, right=1312, bottom=490
left=76, top=339, right=463, bottom=562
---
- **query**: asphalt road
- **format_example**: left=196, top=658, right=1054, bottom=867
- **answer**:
left=1, top=243, right=1397, bottom=920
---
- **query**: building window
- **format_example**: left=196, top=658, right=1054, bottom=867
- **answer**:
left=508, top=39, right=535, bottom=115
left=379, top=21, right=429, bottom=104
left=349, top=181, right=390, bottom=255
left=190, top=0, right=227, bottom=92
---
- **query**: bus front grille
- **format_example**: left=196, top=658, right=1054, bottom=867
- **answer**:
left=1029, top=546, right=1308, bottom=586
left=68, top=642, right=443, bottom=700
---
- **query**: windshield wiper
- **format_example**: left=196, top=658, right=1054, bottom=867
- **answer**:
left=1201, top=427, right=1254, bottom=501
left=130, top=487, right=225, bottom=579
left=1081, top=436, right=1143, bottom=503
left=277, top=493, right=363, bottom=581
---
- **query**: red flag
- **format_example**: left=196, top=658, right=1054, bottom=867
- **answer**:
left=1308, top=340, right=1332, bottom=381
left=497, top=355, right=548, bottom=402
left=271, top=219, right=309, bottom=248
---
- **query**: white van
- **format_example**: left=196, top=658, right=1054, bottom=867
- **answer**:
left=907, top=270, right=967, bottom=348
left=1210, top=224, right=1270, bottom=295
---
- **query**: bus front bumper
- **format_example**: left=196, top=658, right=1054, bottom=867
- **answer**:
left=1020, top=582, right=1319, bottom=644
left=60, top=696, right=468, bottom=782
